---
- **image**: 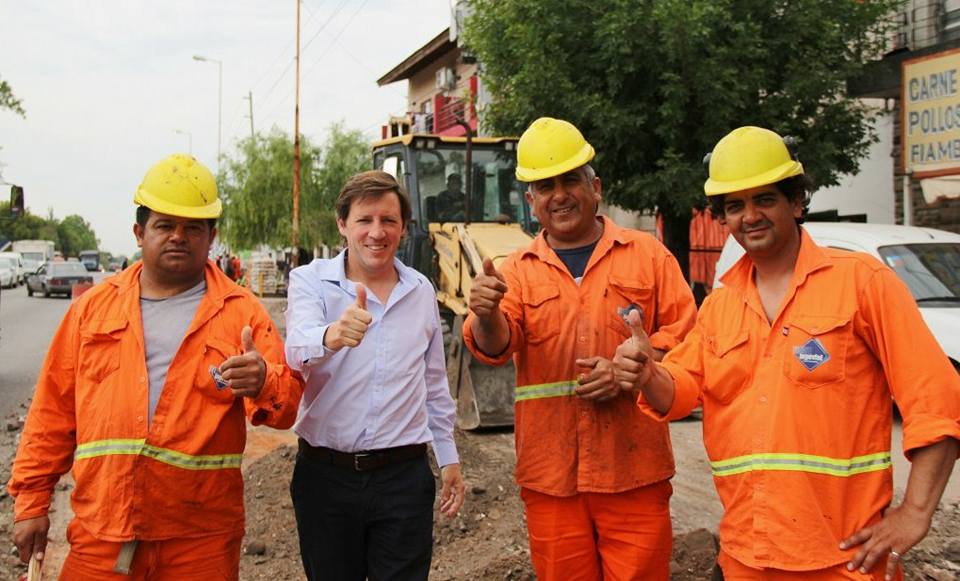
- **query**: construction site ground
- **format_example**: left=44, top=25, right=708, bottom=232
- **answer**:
left=0, top=298, right=957, bottom=580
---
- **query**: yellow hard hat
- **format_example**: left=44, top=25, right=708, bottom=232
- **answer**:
left=516, top=117, right=595, bottom=182
left=134, top=153, right=222, bottom=219
left=703, top=126, right=804, bottom=196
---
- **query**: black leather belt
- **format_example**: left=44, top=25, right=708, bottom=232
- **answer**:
left=298, top=438, right=427, bottom=471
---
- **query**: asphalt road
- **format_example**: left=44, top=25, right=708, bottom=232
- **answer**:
left=0, top=272, right=111, bottom=419
left=0, top=283, right=71, bottom=418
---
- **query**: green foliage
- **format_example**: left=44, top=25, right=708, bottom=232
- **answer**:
left=57, top=214, right=99, bottom=257
left=0, top=76, right=26, bottom=180
left=218, top=122, right=371, bottom=250
left=465, top=0, right=897, bottom=218
left=0, top=76, right=25, bottom=118
left=0, top=202, right=99, bottom=256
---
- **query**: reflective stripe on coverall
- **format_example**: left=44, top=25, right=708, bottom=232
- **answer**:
left=643, top=229, right=960, bottom=572
left=464, top=216, right=697, bottom=579
left=9, top=261, right=303, bottom=545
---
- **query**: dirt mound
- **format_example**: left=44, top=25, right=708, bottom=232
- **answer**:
left=238, top=429, right=722, bottom=580
left=901, top=499, right=960, bottom=580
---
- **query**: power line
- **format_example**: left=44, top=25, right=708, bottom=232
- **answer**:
left=302, top=0, right=368, bottom=81
left=254, top=0, right=349, bottom=119
left=247, top=0, right=329, bottom=97
left=225, top=1, right=331, bottom=148
left=256, top=0, right=362, bottom=130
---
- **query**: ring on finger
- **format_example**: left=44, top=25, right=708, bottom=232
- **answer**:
left=889, top=550, right=901, bottom=560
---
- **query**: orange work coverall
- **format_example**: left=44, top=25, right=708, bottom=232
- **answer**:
left=464, top=216, right=697, bottom=580
left=645, top=230, right=960, bottom=578
left=9, top=261, right=303, bottom=578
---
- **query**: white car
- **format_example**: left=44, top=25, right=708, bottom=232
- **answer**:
left=0, top=252, right=24, bottom=285
left=0, top=257, right=18, bottom=288
left=715, top=222, right=960, bottom=368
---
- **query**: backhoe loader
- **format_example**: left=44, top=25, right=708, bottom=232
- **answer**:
left=372, top=133, right=538, bottom=429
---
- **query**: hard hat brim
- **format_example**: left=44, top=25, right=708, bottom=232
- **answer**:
left=704, top=160, right=804, bottom=196
left=134, top=186, right=223, bottom=219
left=516, top=142, right=596, bottom=182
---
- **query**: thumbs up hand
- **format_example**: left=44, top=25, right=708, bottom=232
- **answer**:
left=324, top=283, right=374, bottom=351
left=220, top=325, right=268, bottom=398
left=469, top=258, right=509, bottom=319
left=613, top=308, right=656, bottom=395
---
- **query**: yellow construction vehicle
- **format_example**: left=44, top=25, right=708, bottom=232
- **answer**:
left=372, top=133, right=538, bottom=429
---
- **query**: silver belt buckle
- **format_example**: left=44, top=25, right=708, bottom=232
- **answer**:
left=354, top=453, right=371, bottom=470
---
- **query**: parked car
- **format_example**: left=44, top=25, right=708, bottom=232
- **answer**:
left=715, top=222, right=960, bottom=368
left=0, top=252, right=25, bottom=285
left=0, top=258, right=15, bottom=288
left=26, top=261, right=94, bottom=298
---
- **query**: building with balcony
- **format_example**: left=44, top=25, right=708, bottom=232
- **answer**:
left=848, top=0, right=960, bottom=233
left=377, top=24, right=486, bottom=138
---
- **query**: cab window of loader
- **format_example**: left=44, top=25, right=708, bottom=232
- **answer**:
left=417, top=147, right=527, bottom=225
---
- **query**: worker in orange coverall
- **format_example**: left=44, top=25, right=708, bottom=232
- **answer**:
left=614, top=126, right=960, bottom=580
left=464, top=117, right=697, bottom=580
left=9, top=153, right=303, bottom=580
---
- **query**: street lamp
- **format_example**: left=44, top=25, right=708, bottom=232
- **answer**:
left=173, top=129, right=193, bottom=154
left=192, top=54, right=222, bottom=172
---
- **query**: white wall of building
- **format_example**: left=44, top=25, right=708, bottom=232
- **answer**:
left=810, top=104, right=895, bottom=224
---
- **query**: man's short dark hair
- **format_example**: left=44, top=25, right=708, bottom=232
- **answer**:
left=707, top=174, right=811, bottom=224
left=336, top=171, right=413, bottom=225
left=135, top=205, right=217, bottom=231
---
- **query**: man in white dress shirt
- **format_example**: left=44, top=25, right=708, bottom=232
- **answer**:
left=285, top=170, right=465, bottom=581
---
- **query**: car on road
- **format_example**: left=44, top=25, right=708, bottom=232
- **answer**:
left=26, top=261, right=94, bottom=298
left=0, top=252, right=25, bottom=285
left=715, top=222, right=960, bottom=369
left=0, top=258, right=16, bottom=288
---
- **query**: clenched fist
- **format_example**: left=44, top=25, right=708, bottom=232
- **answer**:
left=324, top=283, right=373, bottom=351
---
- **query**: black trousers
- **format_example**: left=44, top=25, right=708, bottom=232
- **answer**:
left=290, top=446, right=436, bottom=581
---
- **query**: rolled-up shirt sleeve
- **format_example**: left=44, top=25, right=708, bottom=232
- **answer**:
left=639, top=322, right=706, bottom=422
left=284, top=267, right=335, bottom=372
left=857, top=268, right=960, bottom=459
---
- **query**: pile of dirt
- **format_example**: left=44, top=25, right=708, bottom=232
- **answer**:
left=237, top=430, right=960, bottom=580
left=237, top=429, right=723, bottom=581
left=0, top=408, right=28, bottom=581
left=901, top=499, right=960, bottom=580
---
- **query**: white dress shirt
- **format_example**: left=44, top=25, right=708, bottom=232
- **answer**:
left=284, top=251, right=459, bottom=467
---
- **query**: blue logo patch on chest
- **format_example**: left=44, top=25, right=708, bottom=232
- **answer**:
left=794, top=338, right=830, bottom=372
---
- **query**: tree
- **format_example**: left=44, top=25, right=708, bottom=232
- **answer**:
left=0, top=202, right=99, bottom=256
left=219, top=122, right=370, bottom=251
left=1, top=76, right=25, bottom=181
left=464, top=0, right=897, bottom=276
left=57, top=214, right=99, bottom=257
left=307, top=122, right=372, bottom=246
left=0, top=76, right=25, bottom=118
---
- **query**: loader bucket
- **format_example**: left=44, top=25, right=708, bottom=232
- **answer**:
left=446, top=315, right=515, bottom=430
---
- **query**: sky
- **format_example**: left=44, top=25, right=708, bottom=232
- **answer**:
left=0, top=1, right=452, bottom=257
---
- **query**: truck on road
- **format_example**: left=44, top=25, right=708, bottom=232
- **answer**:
left=12, top=240, right=56, bottom=273
left=79, top=250, right=101, bottom=272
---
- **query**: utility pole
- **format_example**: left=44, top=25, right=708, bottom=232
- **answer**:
left=291, top=0, right=302, bottom=268
left=244, top=91, right=255, bottom=140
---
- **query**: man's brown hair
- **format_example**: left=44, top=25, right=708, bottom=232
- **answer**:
left=336, top=170, right=412, bottom=225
